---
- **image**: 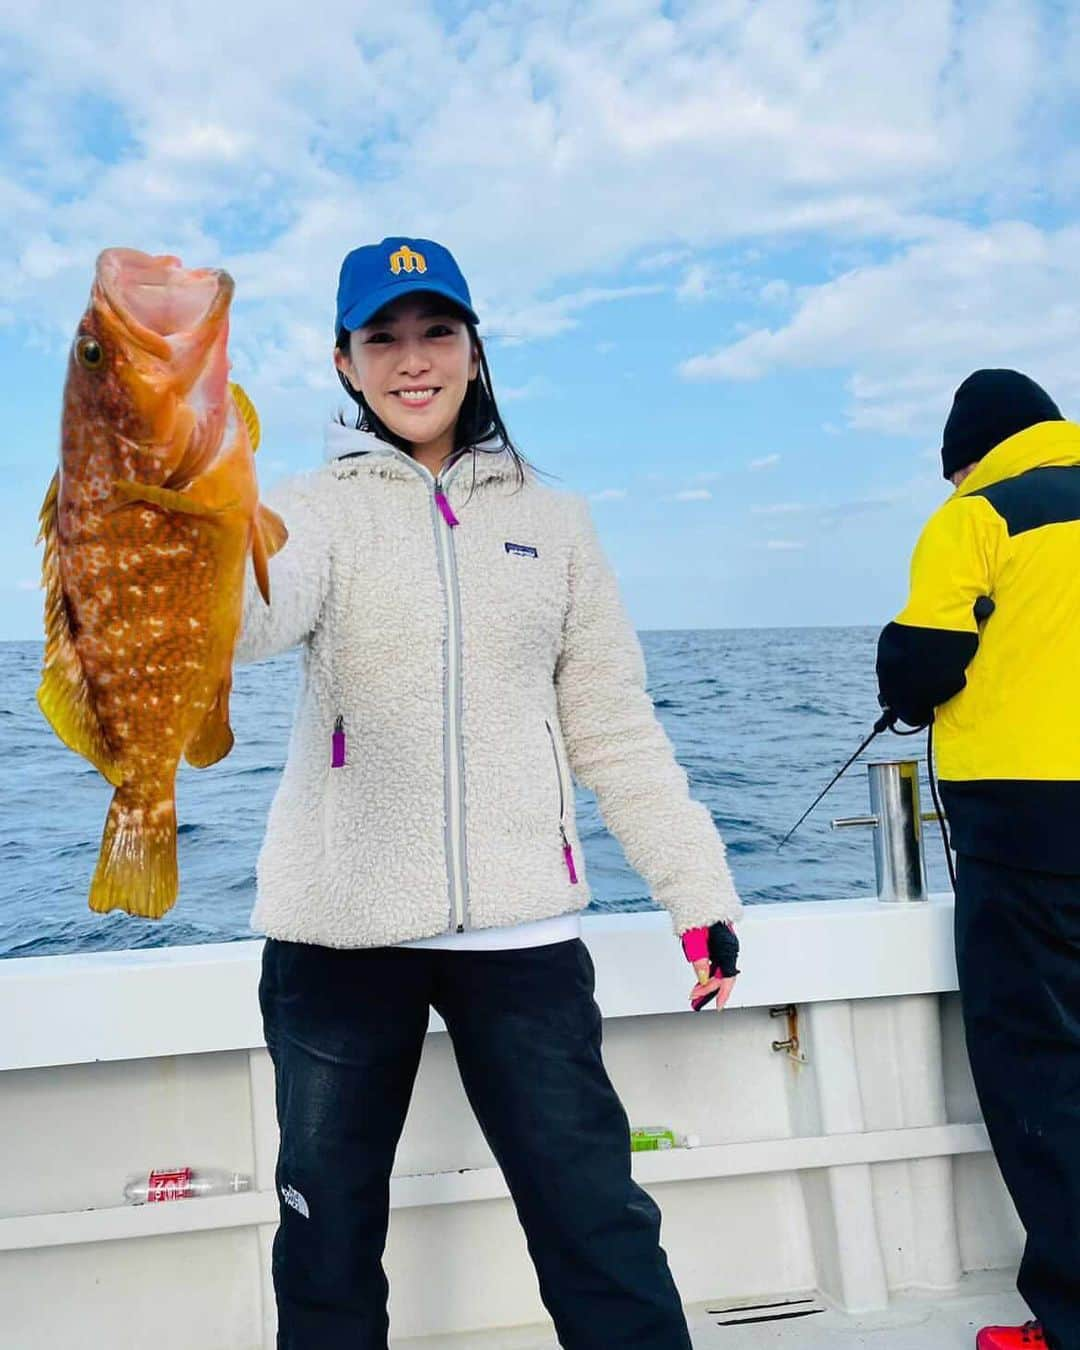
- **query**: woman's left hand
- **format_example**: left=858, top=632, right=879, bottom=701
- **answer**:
left=682, top=923, right=740, bottom=1012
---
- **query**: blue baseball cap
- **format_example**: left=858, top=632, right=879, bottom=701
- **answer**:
left=334, top=237, right=479, bottom=335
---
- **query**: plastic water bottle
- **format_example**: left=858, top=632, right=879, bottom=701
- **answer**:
left=630, top=1127, right=700, bottom=1152
left=122, top=1167, right=252, bottom=1204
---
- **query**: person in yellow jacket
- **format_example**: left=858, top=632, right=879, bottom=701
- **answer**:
left=877, top=369, right=1080, bottom=1350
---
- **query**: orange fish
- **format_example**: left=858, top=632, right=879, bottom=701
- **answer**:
left=36, top=248, right=287, bottom=919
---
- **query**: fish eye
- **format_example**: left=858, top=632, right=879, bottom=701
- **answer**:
left=75, top=336, right=105, bottom=371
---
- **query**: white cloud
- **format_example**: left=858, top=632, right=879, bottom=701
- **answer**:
left=680, top=220, right=1080, bottom=433
left=15, top=577, right=40, bottom=591
left=676, top=263, right=716, bottom=303
left=589, top=488, right=628, bottom=501
left=484, top=287, right=663, bottom=345
left=147, top=124, right=253, bottom=164
left=748, top=454, right=781, bottom=471
left=669, top=488, right=712, bottom=502
left=759, top=279, right=791, bottom=305
left=637, top=247, right=694, bottom=273
left=751, top=502, right=807, bottom=515
left=1, top=0, right=1073, bottom=403
left=766, top=539, right=806, bottom=551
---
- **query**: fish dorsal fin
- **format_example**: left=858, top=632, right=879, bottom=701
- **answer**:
left=35, top=470, right=123, bottom=786
left=230, top=382, right=260, bottom=452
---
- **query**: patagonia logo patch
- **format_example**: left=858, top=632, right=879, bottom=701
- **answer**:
left=505, top=542, right=538, bottom=558
left=281, top=1183, right=310, bottom=1219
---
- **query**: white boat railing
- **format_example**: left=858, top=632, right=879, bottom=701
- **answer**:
left=0, top=900, right=1020, bottom=1348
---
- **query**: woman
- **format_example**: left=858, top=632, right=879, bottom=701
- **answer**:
left=237, top=236, right=742, bottom=1349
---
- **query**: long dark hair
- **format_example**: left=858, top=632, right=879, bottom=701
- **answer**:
left=335, top=305, right=534, bottom=490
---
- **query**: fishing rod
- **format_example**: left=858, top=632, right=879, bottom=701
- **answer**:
left=776, top=709, right=895, bottom=852
left=778, top=707, right=957, bottom=890
left=781, top=597, right=993, bottom=869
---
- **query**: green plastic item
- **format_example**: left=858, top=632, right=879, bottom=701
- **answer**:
left=629, top=1126, right=678, bottom=1152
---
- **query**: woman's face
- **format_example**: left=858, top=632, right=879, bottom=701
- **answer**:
left=334, top=293, right=479, bottom=451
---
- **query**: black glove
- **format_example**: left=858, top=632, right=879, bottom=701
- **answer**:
left=707, top=921, right=740, bottom=978
left=689, top=922, right=740, bottom=1011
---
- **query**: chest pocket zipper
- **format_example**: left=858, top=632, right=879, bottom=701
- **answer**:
left=545, top=719, right=579, bottom=885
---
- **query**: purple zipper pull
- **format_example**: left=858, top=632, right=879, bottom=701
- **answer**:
left=435, top=489, right=459, bottom=528
left=560, top=826, right=579, bottom=885
left=331, top=715, right=346, bottom=768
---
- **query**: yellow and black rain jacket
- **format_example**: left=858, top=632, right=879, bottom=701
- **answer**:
left=877, top=420, right=1080, bottom=874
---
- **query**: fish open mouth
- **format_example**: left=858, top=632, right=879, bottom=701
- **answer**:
left=94, top=249, right=235, bottom=477
left=96, top=249, right=234, bottom=356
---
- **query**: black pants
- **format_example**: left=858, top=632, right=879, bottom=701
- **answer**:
left=258, top=936, right=692, bottom=1350
left=955, top=855, right=1080, bottom=1350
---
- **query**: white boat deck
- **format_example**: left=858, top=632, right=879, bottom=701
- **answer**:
left=398, top=1273, right=1027, bottom=1348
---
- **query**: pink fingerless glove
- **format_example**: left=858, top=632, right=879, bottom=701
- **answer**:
left=681, top=927, right=710, bottom=965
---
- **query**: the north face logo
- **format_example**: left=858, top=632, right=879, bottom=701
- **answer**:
left=390, top=246, right=427, bottom=275
left=281, top=1183, right=310, bottom=1218
left=505, top=542, right=538, bottom=558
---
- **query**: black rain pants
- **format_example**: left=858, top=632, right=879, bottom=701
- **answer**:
left=955, top=855, right=1080, bottom=1350
left=258, top=936, right=692, bottom=1350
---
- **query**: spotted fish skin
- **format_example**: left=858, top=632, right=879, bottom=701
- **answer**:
left=37, top=248, right=287, bottom=919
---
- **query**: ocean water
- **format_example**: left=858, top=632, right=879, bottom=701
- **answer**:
left=0, top=629, right=951, bottom=960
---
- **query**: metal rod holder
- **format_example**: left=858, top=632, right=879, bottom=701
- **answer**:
left=831, top=760, right=929, bottom=903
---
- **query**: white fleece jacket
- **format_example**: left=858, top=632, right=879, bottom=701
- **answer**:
left=234, top=424, right=741, bottom=949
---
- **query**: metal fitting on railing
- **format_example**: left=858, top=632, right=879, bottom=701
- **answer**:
left=770, top=1005, right=805, bottom=1063
left=831, top=760, right=930, bottom=903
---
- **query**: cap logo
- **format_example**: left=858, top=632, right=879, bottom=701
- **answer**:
left=390, top=246, right=427, bottom=275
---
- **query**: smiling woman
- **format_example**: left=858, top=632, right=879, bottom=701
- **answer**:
left=331, top=240, right=526, bottom=485
left=334, top=296, right=478, bottom=470
left=241, top=233, right=741, bottom=1350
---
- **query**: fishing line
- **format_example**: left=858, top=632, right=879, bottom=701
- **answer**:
left=925, top=722, right=957, bottom=892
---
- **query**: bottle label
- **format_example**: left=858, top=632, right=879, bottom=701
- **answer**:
left=630, top=1127, right=677, bottom=1152
left=146, top=1167, right=194, bottom=1202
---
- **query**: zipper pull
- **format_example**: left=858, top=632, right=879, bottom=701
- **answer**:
left=331, top=715, right=346, bottom=768
left=434, top=489, right=459, bottom=528
left=560, top=825, right=579, bottom=885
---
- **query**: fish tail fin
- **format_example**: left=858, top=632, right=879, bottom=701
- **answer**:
left=89, top=785, right=178, bottom=919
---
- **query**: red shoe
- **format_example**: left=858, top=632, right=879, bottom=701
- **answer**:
left=976, top=1323, right=1046, bottom=1349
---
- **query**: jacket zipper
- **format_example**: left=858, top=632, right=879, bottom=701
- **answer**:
left=394, top=455, right=467, bottom=934
left=435, top=480, right=468, bottom=930
left=545, top=719, right=579, bottom=885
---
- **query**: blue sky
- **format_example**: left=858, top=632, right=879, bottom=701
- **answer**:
left=3, top=0, right=1080, bottom=640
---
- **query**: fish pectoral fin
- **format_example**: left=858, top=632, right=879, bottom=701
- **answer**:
left=251, top=502, right=289, bottom=605
left=90, top=784, right=178, bottom=919
left=184, top=680, right=235, bottom=768
left=230, top=382, right=260, bottom=452
left=36, top=469, right=123, bottom=786
left=257, top=503, right=288, bottom=555
left=110, top=479, right=224, bottom=520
